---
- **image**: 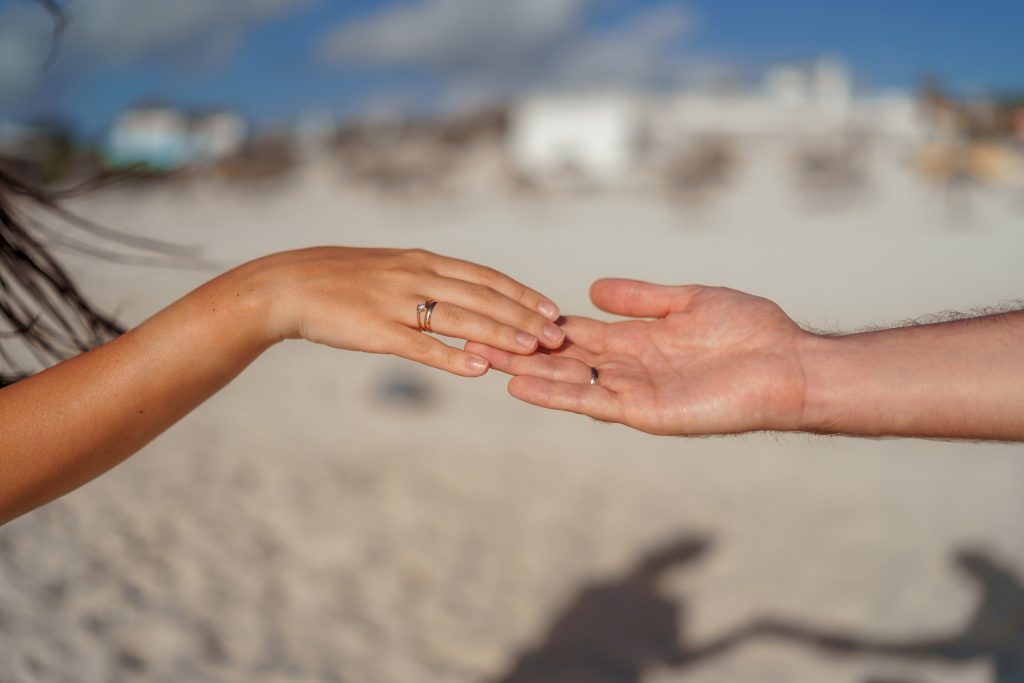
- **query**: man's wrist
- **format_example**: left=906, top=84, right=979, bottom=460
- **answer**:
left=796, top=333, right=860, bottom=435
left=793, top=317, right=1024, bottom=440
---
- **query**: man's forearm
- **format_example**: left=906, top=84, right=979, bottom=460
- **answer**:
left=799, top=311, right=1024, bottom=440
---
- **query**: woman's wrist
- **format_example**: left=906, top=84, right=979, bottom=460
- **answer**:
left=195, top=256, right=290, bottom=354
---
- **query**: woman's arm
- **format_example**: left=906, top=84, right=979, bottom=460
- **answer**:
left=0, top=247, right=564, bottom=524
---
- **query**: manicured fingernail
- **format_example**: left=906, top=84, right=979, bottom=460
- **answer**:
left=515, top=331, right=537, bottom=349
left=538, top=301, right=559, bottom=320
left=543, top=324, right=564, bottom=344
left=466, top=357, right=489, bottom=372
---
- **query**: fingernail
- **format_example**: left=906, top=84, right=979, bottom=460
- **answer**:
left=515, top=331, right=537, bottom=349
left=538, top=301, right=559, bottom=320
left=466, top=357, right=489, bottom=372
left=543, top=324, right=564, bottom=344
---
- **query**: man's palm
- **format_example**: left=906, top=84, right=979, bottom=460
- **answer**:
left=468, top=279, right=810, bottom=435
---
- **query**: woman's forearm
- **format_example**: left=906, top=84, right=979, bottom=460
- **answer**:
left=0, top=247, right=563, bottom=524
left=0, top=261, right=274, bottom=524
left=800, top=311, right=1024, bottom=439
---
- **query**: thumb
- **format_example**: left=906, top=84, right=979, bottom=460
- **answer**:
left=589, top=278, right=701, bottom=318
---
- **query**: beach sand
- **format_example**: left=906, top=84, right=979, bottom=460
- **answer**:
left=2, top=143, right=1023, bottom=682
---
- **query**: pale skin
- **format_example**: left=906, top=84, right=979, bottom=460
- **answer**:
left=0, top=247, right=566, bottom=525
left=467, top=278, right=1024, bottom=440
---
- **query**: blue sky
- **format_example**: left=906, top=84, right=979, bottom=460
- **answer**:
left=1, top=0, right=1022, bottom=140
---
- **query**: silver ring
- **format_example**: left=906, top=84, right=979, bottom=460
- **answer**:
left=590, top=367, right=599, bottom=385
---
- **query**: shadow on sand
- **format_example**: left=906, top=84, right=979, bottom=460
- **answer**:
left=490, top=536, right=1024, bottom=683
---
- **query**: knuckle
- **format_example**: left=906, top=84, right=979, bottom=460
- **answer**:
left=483, top=286, right=507, bottom=308
left=489, top=322, right=513, bottom=344
left=477, top=266, right=502, bottom=285
left=465, top=283, right=501, bottom=309
left=518, top=308, right=539, bottom=330
left=443, top=346, right=461, bottom=368
left=511, top=285, right=534, bottom=306
left=402, top=248, right=436, bottom=270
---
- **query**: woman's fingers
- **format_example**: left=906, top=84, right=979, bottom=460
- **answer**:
left=507, top=376, right=620, bottom=422
left=389, top=327, right=490, bottom=377
left=465, top=341, right=593, bottom=381
left=428, top=254, right=560, bottom=321
left=428, top=277, right=565, bottom=348
left=426, top=302, right=540, bottom=353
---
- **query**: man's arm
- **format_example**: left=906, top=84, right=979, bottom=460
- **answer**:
left=800, top=311, right=1024, bottom=440
left=468, top=279, right=1024, bottom=441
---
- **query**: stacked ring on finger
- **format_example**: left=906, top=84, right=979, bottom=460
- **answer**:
left=417, top=299, right=438, bottom=333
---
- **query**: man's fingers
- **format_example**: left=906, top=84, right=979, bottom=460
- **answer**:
left=558, top=316, right=608, bottom=353
left=507, top=376, right=620, bottom=423
left=466, top=342, right=592, bottom=382
left=390, top=328, right=490, bottom=377
left=590, top=279, right=703, bottom=318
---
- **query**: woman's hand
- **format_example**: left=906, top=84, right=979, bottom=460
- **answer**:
left=0, top=245, right=562, bottom=523
left=247, top=247, right=564, bottom=376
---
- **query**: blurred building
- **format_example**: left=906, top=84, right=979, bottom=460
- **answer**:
left=189, top=112, right=247, bottom=164
left=510, top=58, right=928, bottom=187
left=509, top=94, right=644, bottom=186
left=107, top=106, right=246, bottom=170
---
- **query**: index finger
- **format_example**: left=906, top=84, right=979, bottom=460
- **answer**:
left=431, top=256, right=560, bottom=321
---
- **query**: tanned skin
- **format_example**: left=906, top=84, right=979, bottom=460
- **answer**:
left=0, top=247, right=565, bottom=525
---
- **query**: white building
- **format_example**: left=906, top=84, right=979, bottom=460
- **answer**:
left=107, top=107, right=246, bottom=170
left=189, top=112, right=247, bottom=164
left=509, top=93, right=643, bottom=185
left=108, top=107, right=190, bottom=170
left=509, top=59, right=928, bottom=186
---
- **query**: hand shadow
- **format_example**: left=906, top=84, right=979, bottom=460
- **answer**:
left=489, top=534, right=743, bottom=683
left=735, top=548, right=1024, bottom=683
left=488, top=542, right=1024, bottom=683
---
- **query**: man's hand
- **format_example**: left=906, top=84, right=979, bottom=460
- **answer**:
left=467, top=279, right=812, bottom=435
left=470, top=279, right=1024, bottom=440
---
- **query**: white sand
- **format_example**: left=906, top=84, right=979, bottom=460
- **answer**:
left=2, top=142, right=1023, bottom=682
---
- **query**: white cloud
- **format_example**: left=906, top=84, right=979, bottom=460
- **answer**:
left=321, top=0, right=588, bottom=77
left=59, top=0, right=305, bottom=63
left=319, top=0, right=698, bottom=106
left=548, top=5, right=697, bottom=88
left=0, top=0, right=307, bottom=108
